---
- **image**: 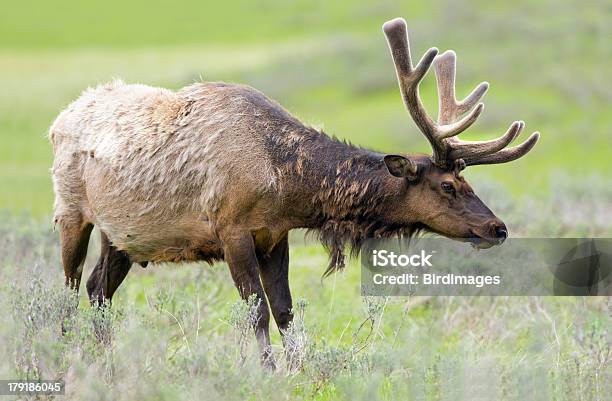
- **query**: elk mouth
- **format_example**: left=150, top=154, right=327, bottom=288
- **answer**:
left=466, top=229, right=502, bottom=249
left=421, top=226, right=500, bottom=249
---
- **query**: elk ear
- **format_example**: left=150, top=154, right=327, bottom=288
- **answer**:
left=383, top=155, right=418, bottom=180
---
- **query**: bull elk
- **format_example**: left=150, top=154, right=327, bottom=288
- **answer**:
left=49, top=18, right=539, bottom=367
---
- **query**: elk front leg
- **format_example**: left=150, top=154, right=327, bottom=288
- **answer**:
left=258, top=235, right=298, bottom=369
left=222, top=230, right=274, bottom=369
left=257, top=235, right=293, bottom=335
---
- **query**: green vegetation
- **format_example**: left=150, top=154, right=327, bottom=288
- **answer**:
left=0, top=1, right=610, bottom=400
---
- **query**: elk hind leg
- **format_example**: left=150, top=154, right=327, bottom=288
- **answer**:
left=58, top=215, right=93, bottom=291
left=86, top=231, right=132, bottom=344
left=86, top=231, right=132, bottom=306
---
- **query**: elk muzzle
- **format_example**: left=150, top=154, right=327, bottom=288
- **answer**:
left=469, top=218, right=508, bottom=248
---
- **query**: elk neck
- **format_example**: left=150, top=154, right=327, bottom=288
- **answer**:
left=267, top=124, right=418, bottom=231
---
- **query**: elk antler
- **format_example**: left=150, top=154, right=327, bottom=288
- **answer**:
left=382, top=18, right=539, bottom=168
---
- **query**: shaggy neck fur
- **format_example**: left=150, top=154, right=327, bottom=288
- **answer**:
left=267, top=125, right=425, bottom=276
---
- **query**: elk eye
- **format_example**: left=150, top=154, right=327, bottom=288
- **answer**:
left=441, top=182, right=455, bottom=194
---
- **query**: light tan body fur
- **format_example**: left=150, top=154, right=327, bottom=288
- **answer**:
left=50, top=80, right=290, bottom=264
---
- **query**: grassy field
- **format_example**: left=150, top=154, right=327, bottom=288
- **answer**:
left=0, top=0, right=610, bottom=400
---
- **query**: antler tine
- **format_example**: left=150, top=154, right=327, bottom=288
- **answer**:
left=449, top=120, right=524, bottom=161
left=458, top=81, right=489, bottom=115
left=463, top=131, right=540, bottom=165
left=435, top=50, right=458, bottom=125
left=383, top=18, right=442, bottom=159
left=382, top=18, right=415, bottom=76
left=437, top=103, right=484, bottom=140
left=434, top=50, right=487, bottom=139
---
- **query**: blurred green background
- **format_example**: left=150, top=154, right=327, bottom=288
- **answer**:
left=0, top=0, right=609, bottom=216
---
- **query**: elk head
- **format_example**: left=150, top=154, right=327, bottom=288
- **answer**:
left=381, top=18, right=539, bottom=248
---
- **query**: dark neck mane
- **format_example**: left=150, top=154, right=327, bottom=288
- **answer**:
left=266, top=124, right=425, bottom=276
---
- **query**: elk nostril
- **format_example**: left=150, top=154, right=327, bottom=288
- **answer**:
left=495, top=225, right=508, bottom=240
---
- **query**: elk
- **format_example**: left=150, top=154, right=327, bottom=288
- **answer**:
left=49, top=18, right=538, bottom=367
